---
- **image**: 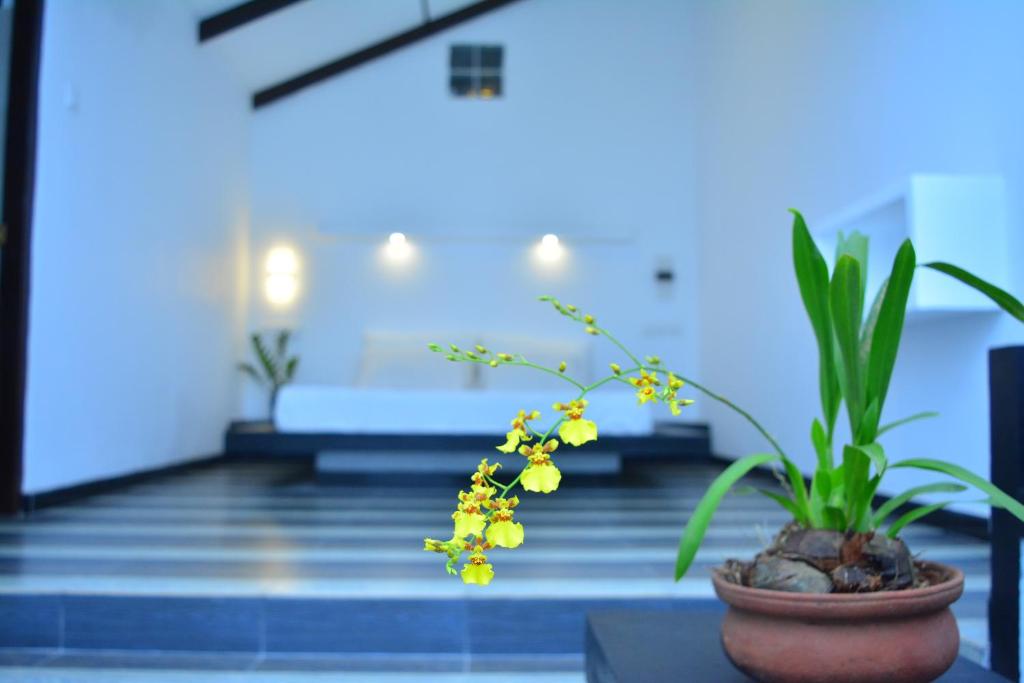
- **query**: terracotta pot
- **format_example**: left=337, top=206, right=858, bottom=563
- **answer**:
left=712, top=561, right=964, bottom=683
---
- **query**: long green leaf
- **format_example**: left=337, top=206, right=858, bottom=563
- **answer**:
left=865, top=240, right=915, bottom=413
left=877, top=411, right=939, bottom=437
left=923, top=262, right=1024, bottom=322
left=238, top=363, right=264, bottom=384
left=252, top=334, right=279, bottom=381
left=810, top=419, right=830, bottom=470
left=276, top=330, right=291, bottom=357
left=891, top=458, right=1024, bottom=523
left=809, top=470, right=830, bottom=528
left=858, top=278, right=887, bottom=383
left=284, top=357, right=299, bottom=381
left=830, top=255, right=865, bottom=432
left=842, top=445, right=871, bottom=530
left=887, top=502, right=950, bottom=538
left=852, top=442, right=887, bottom=476
left=872, top=482, right=967, bottom=527
left=675, top=452, right=779, bottom=580
left=781, top=457, right=811, bottom=526
left=835, top=230, right=869, bottom=311
left=791, top=210, right=840, bottom=433
left=755, top=489, right=803, bottom=519
left=857, top=399, right=880, bottom=444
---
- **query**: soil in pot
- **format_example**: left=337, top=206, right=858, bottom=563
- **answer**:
left=719, top=522, right=939, bottom=594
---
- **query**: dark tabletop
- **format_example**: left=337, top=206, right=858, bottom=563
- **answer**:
left=585, top=611, right=1009, bottom=683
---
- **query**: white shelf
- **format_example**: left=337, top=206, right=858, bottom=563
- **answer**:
left=814, top=175, right=1008, bottom=318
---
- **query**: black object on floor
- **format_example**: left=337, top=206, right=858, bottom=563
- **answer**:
left=585, top=611, right=1009, bottom=682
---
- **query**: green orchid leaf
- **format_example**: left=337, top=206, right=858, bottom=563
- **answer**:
left=831, top=255, right=865, bottom=432
left=791, top=210, right=840, bottom=433
left=859, top=277, right=888, bottom=371
left=842, top=445, right=871, bottom=528
left=811, top=418, right=830, bottom=470
left=865, top=240, right=915, bottom=414
left=923, top=262, right=1024, bottom=322
left=857, top=399, right=881, bottom=444
left=781, top=457, right=812, bottom=526
left=852, top=442, right=887, bottom=476
left=872, top=482, right=968, bottom=527
left=675, top=452, right=779, bottom=580
left=891, top=458, right=1024, bottom=523
left=886, top=502, right=951, bottom=538
left=877, top=411, right=939, bottom=437
left=755, top=488, right=804, bottom=519
left=835, top=230, right=869, bottom=311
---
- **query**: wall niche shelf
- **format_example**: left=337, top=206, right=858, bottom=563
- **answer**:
left=814, top=174, right=1008, bottom=321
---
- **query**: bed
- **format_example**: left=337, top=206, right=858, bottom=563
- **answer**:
left=223, top=331, right=706, bottom=473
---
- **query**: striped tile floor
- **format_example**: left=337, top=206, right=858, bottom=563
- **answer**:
left=0, top=459, right=991, bottom=679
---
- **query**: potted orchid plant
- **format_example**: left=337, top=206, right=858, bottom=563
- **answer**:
left=424, top=210, right=1024, bottom=682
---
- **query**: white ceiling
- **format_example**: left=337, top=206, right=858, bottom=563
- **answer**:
left=188, top=0, right=479, bottom=92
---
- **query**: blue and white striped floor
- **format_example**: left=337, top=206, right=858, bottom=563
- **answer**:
left=0, top=459, right=991, bottom=680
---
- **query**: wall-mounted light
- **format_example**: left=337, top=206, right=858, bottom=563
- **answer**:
left=385, top=232, right=413, bottom=261
left=536, top=233, right=564, bottom=263
left=264, top=245, right=299, bottom=306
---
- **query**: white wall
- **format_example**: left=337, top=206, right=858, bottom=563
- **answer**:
left=244, top=0, right=700, bottom=414
left=23, top=0, right=250, bottom=493
left=693, top=0, right=1024, bottom=515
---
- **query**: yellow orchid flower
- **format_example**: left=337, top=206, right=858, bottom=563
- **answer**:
left=453, top=488, right=490, bottom=537
left=496, top=409, right=541, bottom=453
left=471, top=459, right=501, bottom=489
left=485, top=498, right=524, bottom=548
left=461, top=551, right=495, bottom=586
left=521, top=460, right=562, bottom=493
left=453, top=510, right=486, bottom=537
left=496, top=431, right=524, bottom=453
left=560, top=419, right=598, bottom=446
left=423, top=537, right=446, bottom=553
left=629, top=369, right=660, bottom=405
left=487, top=517, right=524, bottom=548
left=663, top=373, right=694, bottom=415
left=554, top=399, right=598, bottom=447
left=519, top=441, right=562, bottom=493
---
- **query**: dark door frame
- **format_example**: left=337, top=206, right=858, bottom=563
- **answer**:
left=0, top=0, right=44, bottom=515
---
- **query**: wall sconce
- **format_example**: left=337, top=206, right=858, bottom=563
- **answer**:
left=264, top=245, right=299, bottom=306
left=385, top=232, right=413, bottom=261
left=536, top=233, right=564, bottom=263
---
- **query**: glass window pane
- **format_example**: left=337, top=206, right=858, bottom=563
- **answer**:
left=480, top=46, right=502, bottom=69
left=450, top=75, right=475, bottom=97
left=450, top=45, right=473, bottom=69
left=479, top=75, right=501, bottom=98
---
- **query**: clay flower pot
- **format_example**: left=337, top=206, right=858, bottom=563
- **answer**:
left=712, top=561, right=964, bottom=683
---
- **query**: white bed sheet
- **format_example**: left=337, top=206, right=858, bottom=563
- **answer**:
left=275, top=385, right=653, bottom=436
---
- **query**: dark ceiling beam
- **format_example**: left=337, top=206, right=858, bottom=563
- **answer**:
left=252, top=0, right=524, bottom=109
left=199, top=0, right=308, bottom=42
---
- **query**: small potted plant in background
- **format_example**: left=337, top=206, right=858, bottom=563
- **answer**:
left=238, top=330, right=299, bottom=423
left=423, top=210, right=1024, bottom=683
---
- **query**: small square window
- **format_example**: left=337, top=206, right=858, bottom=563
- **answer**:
left=449, top=44, right=503, bottom=99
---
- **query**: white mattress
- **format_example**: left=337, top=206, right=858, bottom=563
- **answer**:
left=275, top=385, right=654, bottom=436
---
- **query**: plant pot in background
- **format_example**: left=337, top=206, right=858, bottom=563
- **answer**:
left=712, top=562, right=964, bottom=683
